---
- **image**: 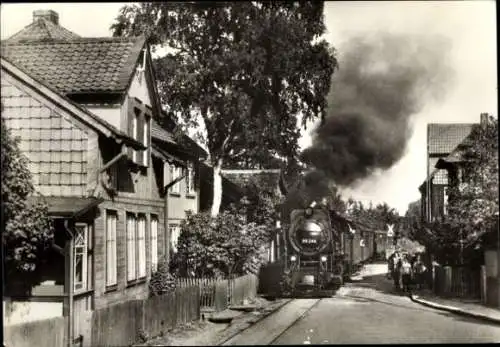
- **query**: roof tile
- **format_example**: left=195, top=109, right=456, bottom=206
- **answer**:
left=6, top=18, right=81, bottom=42
left=1, top=37, right=146, bottom=95
left=427, top=123, right=475, bottom=154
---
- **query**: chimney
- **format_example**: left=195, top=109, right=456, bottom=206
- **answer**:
left=33, top=10, right=59, bottom=25
left=480, top=113, right=490, bottom=128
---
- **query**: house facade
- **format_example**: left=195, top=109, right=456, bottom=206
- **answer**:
left=1, top=9, right=204, bottom=336
left=419, top=121, right=475, bottom=222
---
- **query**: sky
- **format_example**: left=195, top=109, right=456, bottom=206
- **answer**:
left=1, top=1, right=497, bottom=215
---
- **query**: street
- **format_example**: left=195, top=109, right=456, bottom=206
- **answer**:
left=223, top=264, right=500, bottom=345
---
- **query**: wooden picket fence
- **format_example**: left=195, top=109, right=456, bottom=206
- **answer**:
left=433, top=266, right=481, bottom=299
left=176, top=274, right=258, bottom=311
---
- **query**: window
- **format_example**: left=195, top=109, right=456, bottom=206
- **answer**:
left=143, top=117, right=150, bottom=167
left=170, top=166, right=182, bottom=195
left=132, top=111, right=139, bottom=163
left=185, top=164, right=195, bottom=195
left=137, top=215, right=147, bottom=279
left=169, top=224, right=181, bottom=254
left=151, top=215, right=159, bottom=272
left=106, top=212, right=117, bottom=287
left=126, top=213, right=137, bottom=281
left=74, top=223, right=88, bottom=292
left=443, top=186, right=449, bottom=216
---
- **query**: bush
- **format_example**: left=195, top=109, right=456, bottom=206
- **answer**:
left=149, top=256, right=177, bottom=296
left=170, top=206, right=270, bottom=278
left=2, top=110, right=53, bottom=294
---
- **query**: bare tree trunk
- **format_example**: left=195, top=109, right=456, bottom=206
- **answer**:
left=211, top=159, right=223, bottom=217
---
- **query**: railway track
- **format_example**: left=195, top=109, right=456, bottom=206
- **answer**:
left=220, top=298, right=323, bottom=346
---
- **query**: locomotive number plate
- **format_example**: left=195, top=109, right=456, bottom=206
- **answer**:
left=301, top=239, right=317, bottom=244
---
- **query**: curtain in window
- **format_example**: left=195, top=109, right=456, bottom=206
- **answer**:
left=137, top=215, right=147, bottom=278
left=106, top=212, right=117, bottom=286
left=151, top=216, right=158, bottom=272
left=127, top=214, right=137, bottom=281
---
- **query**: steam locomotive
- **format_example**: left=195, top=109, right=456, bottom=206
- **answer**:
left=276, top=202, right=347, bottom=297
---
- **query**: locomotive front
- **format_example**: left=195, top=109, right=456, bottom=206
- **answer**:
left=283, top=205, right=344, bottom=296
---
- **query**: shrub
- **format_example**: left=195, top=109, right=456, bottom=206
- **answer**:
left=170, top=206, right=270, bottom=278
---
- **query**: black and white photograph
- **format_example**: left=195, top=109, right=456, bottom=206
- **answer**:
left=1, top=1, right=498, bottom=346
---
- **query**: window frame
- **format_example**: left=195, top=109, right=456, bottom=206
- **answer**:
left=169, top=224, right=181, bottom=255
left=151, top=215, right=159, bottom=273
left=132, top=110, right=139, bottom=163
left=137, top=214, right=147, bottom=279
left=74, top=223, right=88, bottom=293
left=126, top=213, right=137, bottom=282
left=143, top=116, right=150, bottom=167
left=185, top=163, right=195, bottom=196
left=105, top=211, right=118, bottom=288
left=170, top=166, right=182, bottom=195
left=443, top=186, right=449, bottom=216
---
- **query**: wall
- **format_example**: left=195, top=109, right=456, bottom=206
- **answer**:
left=1, top=75, right=89, bottom=197
left=92, top=199, right=165, bottom=310
left=3, top=300, right=63, bottom=325
left=4, top=316, right=67, bottom=347
left=85, top=105, right=121, bottom=130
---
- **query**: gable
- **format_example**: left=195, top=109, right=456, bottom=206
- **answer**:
left=1, top=74, right=90, bottom=197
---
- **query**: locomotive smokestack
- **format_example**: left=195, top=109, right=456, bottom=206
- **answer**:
left=301, top=32, right=454, bottom=187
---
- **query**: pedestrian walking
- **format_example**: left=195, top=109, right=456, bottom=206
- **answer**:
left=400, top=254, right=413, bottom=293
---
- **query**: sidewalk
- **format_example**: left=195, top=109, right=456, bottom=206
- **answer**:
left=411, top=290, right=500, bottom=325
left=140, top=296, right=291, bottom=346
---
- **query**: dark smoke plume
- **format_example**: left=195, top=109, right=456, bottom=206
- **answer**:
left=300, top=32, right=454, bottom=187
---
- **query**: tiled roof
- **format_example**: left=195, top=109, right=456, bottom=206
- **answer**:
left=1, top=37, right=146, bottom=95
left=427, top=123, right=475, bottom=155
left=1, top=57, right=145, bottom=150
left=5, top=17, right=81, bottom=42
left=151, top=119, right=176, bottom=144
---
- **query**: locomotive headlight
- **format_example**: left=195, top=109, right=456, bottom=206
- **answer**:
left=291, top=255, right=297, bottom=262
left=321, top=256, right=327, bottom=262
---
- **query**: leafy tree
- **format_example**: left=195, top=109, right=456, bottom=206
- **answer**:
left=447, top=115, right=499, bottom=249
left=170, top=207, right=270, bottom=278
left=112, top=2, right=337, bottom=216
left=1, top=111, right=53, bottom=294
left=410, top=116, right=498, bottom=265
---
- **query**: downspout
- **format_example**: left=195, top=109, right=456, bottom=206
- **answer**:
left=63, top=220, right=74, bottom=347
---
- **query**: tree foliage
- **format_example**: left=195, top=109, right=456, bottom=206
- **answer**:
left=410, top=116, right=498, bottom=265
left=112, top=2, right=337, bottom=215
left=347, top=200, right=400, bottom=232
left=170, top=205, right=270, bottom=278
left=1, top=111, right=53, bottom=293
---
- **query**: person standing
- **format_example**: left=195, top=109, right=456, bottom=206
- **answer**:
left=413, top=255, right=427, bottom=290
left=400, top=254, right=413, bottom=293
left=392, top=251, right=401, bottom=289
